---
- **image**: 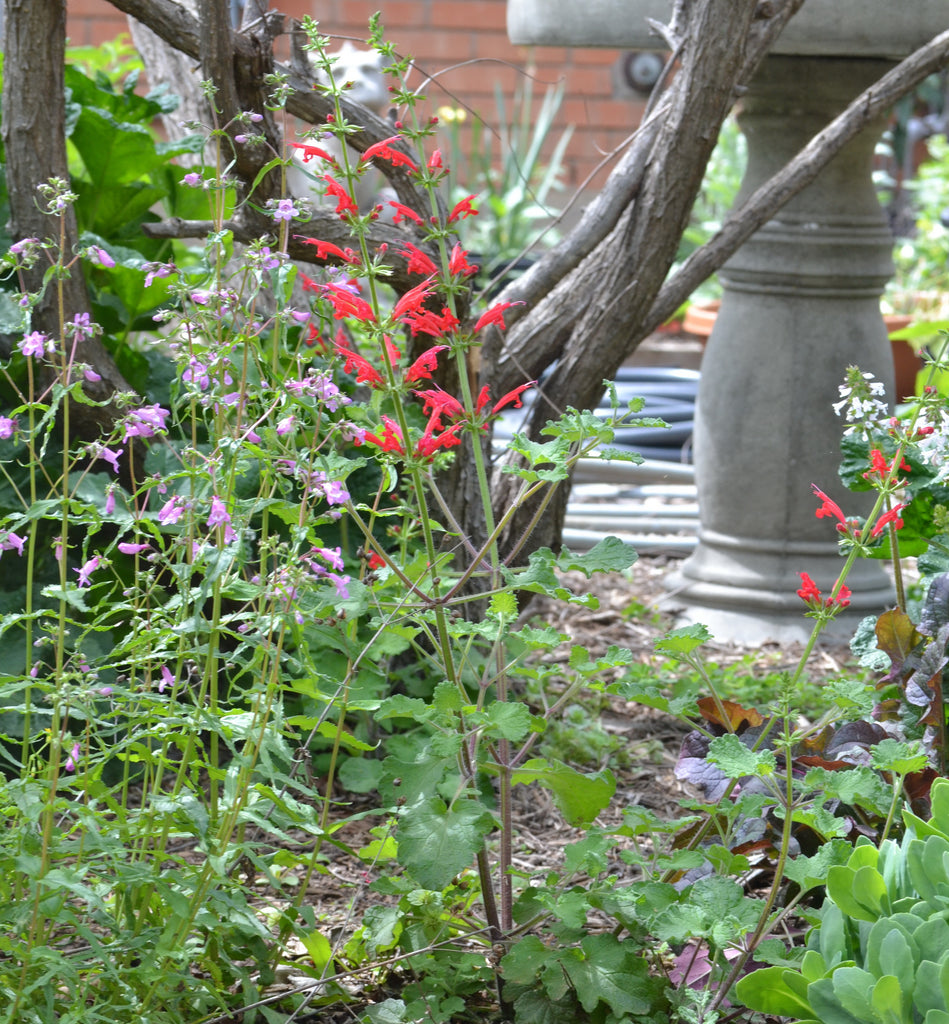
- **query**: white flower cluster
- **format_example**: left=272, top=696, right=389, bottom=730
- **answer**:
left=832, top=371, right=888, bottom=436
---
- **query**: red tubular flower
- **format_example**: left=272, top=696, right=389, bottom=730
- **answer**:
left=812, top=485, right=853, bottom=534
left=335, top=344, right=384, bottom=387
left=392, top=280, right=436, bottom=319
left=415, top=420, right=464, bottom=459
left=367, top=551, right=387, bottom=570
left=865, top=448, right=911, bottom=480
left=399, top=243, right=438, bottom=277
left=322, top=176, right=359, bottom=217
left=447, top=195, right=478, bottom=222
left=291, top=142, right=338, bottom=165
left=401, top=307, right=460, bottom=338
left=405, top=346, right=447, bottom=383
left=448, top=244, right=477, bottom=277
left=363, top=416, right=405, bottom=454
left=384, top=336, right=401, bottom=366
left=491, top=381, right=535, bottom=413
left=388, top=201, right=425, bottom=226
left=297, top=237, right=360, bottom=265
left=362, top=136, right=419, bottom=171
left=797, top=572, right=821, bottom=604
left=323, top=283, right=376, bottom=322
left=797, top=571, right=851, bottom=610
left=871, top=504, right=906, bottom=538
left=428, top=149, right=444, bottom=170
left=474, top=301, right=521, bottom=332
left=414, top=387, right=464, bottom=428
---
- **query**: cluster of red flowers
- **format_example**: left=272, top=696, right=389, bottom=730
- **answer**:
left=289, top=129, right=532, bottom=461
left=796, top=572, right=851, bottom=611
left=811, top=484, right=905, bottom=541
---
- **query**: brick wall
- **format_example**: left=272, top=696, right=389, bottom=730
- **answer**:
left=67, top=1, right=650, bottom=194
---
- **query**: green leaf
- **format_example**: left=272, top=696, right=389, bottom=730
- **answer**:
left=300, top=930, right=333, bottom=971
left=501, top=548, right=598, bottom=607
left=489, top=590, right=518, bottom=618
left=556, top=536, right=638, bottom=575
left=395, top=797, right=494, bottom=890
left=783, top=839, right=856, bottom=894
left=871, top=738, right=930, bottom=777
left=511, top=758, right=615, bottom=827
left=707, top=733, right=776, bottom=779
left=336, top=757, right=384, bottom=794
left=560, top=934, right=657, bottom=1016
left=736, top=966, right=818, bottom=1018
left=503, top=433, right=571, bottom=482
left=830, top=966, right=878, bottom=1022
left=826, top=863, right=889, bottom=922
left=654, top=623, right=711, bottom=660
left=913, top=958, right=949, bottom=1019
left=870, top=974, right=905, bottom=1024
left=482, top=701, right=535, bottom=742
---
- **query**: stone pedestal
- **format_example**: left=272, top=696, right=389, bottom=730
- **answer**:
left=669, top=57, right=897, bottom=643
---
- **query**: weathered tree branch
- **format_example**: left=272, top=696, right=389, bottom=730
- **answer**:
left=647, top=27, right=949, bottom=331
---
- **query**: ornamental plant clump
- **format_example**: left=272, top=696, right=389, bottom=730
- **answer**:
left=0, top=21, right=659, bottom=1023
left=5, top=16, right=949, bottom=1024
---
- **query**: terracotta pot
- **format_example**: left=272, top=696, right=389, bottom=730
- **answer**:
left=683, top=301, right=923, bottom=401
left=884, top=314, right=924, bottom=402
left=682, top=300, right=720, bottom=339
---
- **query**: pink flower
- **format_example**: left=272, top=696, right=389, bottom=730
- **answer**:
left=64, top=742, right=81, bottom=772
left=157, top=496, right=186, bottom=525
left=159, top=665, right=175, bottom=693
left=0, top=416, right=17, bottom=439
left=123, top=404, right=169, bottom=441
left=118, top=542, right=151, bottom=555
left=19, top=331, right=49, bottom=359
left=75, top=555, right=101, bottom=588
left=0, top=531, right=25, bottom=556
left=90, top=246, right=114, bottom=268
left=272, top=198, right=299, bottom=222
left=207, top=496, right=236, bottom=544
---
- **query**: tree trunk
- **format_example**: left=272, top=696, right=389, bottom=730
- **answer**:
left=2, top=0, right=134, bottom=438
